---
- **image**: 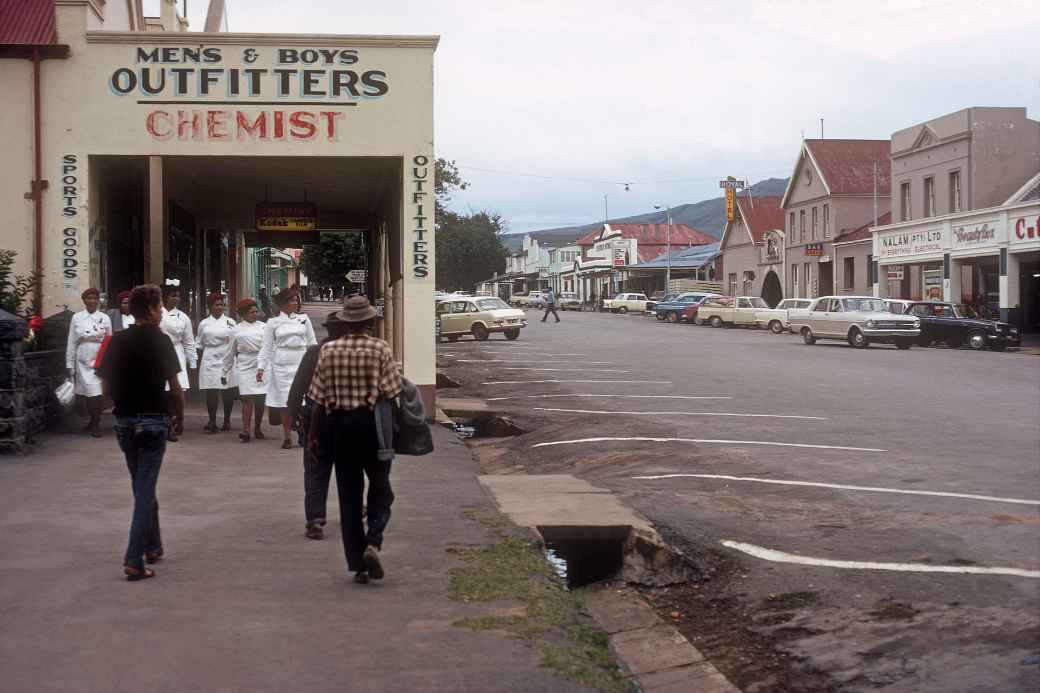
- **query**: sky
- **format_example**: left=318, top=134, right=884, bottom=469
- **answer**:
left=167, top=0, right=1038, bottom=233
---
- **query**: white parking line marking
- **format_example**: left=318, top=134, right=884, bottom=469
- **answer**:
left=720, top=540, right=1040, bottom=579
left=535, top=408, right=827, bottom=420
left=532, top=437, right=885, bottom=452
left=452, top=360, right=614, bottom=364
left=630, top=473, right=1040, bottom=506
left=497, top=368, right=631, bottom=373
left=483, top=380, right=673, bottom=385
left=487, top=394, right=733, bottom=401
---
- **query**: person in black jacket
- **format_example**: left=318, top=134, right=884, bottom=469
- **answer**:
left=287, top=311, right=350, bottom=540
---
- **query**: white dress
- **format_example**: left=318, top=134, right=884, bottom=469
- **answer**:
left=160, top=307, right=197, bottom=390
left=196, top=314, right=238, bottom=390
left=257, top=312, right=317, bottom=408
left=223, top=320, right=268, bottom=397
left=65, top=310, right=112, bottom=397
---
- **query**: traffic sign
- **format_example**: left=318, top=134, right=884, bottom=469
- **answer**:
left=346, top=269, right=368, bottom=283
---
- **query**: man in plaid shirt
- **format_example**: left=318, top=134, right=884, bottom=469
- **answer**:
left=307, top=295, right=403, bottom=584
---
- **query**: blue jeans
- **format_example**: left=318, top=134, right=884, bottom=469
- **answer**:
left=115, top=416, right=168, bottom=569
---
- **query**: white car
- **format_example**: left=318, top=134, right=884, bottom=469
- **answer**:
left=790, top=296, right=921, bottom=349
left=755, top=298, right=813, bottom=334
left=437, top=297, right=527, bottom=341
left=695, top=296, right=769, bottom=327
left=557, top=292, right=583, bottom=310
left=603, top=292, right=649, bottom=314
left=512, top=291, right=547, bottom=308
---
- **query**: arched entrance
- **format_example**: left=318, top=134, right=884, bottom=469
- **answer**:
left=761, top=270, right=783, bottom=307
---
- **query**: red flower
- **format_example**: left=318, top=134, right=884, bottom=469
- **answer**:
left=28, top=315, right=43, bottom=331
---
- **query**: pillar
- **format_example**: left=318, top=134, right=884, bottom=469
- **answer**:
left=873, top=260, right=885, bottom=297
left=1000, top=249, right=1020, bottom=322
left=944, top=254, right=963, bottom=303
left=147, top=156, right=164, bottom=286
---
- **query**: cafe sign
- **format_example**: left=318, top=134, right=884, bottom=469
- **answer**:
left=255, top=202, right=317, bottom=231
left=878, top=227, right=945, bottom=259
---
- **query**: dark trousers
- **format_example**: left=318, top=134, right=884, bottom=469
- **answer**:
left=322, top=408, right=394, bottom=572
left=541, top=304, right=560, bottom=322
left=205, top=388, right=238, bottom=423
left=115, top=415, right=168, bottom=569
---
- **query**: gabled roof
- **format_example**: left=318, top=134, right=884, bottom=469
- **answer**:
left=781, top=139, right=891, bottom=207
left=833, top=211, right=891, bottom=244
left=0, top=0, right=56, bottom=45
left=733, top=195, right=784, bottom=245
left=576, top=223, right=715, bottom=247
left=1005, top=171, right=1040, bottom=205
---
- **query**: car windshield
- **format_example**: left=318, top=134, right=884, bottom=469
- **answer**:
left=476, top=298, right=510, bottom=310
left=844, top=298, right=888, bottom=312
left=749, top=298, right=768, bottom=308
left=953, top=304, right=980, bottom=319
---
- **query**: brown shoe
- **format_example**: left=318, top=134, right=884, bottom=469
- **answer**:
left=363, top=545, right=384, bottom=580
left=305, top=523, right=324, bottom=540
left=354, top=571, right=370, bottom=584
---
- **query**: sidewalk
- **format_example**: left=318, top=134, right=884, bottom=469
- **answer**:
left=0, top=419, right=606, bottom=692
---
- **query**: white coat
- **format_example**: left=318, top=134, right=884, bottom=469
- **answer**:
left=196, top=314, right=238, bottom=390
left=65, top=310, right=112, bottom=397
left=160, top=307, right=197, bottom=390
left=223, top=320, right=268, bottom=396
left=257, top=312, right=317, bottom=408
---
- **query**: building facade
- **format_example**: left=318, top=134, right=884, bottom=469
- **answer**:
left=780, top=140, right=891, bottom=300
left=716, top=195, right=785, bottom=305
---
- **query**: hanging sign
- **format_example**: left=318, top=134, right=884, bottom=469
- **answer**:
left=805, top=243, right=824, bottom=257
left=346, top=269, right=368, bottom=282
left=255, top=202, right=316, bottom=231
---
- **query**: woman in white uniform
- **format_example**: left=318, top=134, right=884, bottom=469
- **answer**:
left=223, top=298, right=268, bottom=443
left=257, top=288, right=316, bottom=449
left=65, top=287, right=112, bottom=437
left=159, top=284, right=197, bottom=441
left=196, top=293, right=238, bottom=434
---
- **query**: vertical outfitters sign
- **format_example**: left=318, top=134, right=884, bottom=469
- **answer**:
left=410, top=155, right=432, bottom=278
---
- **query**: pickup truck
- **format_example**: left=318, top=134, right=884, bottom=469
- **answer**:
left=603, top=293, right=649, bottom=314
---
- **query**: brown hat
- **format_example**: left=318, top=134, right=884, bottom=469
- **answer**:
left=324, top=310, right=343, bottom=327
left=334, top=295, right=378, bottom=323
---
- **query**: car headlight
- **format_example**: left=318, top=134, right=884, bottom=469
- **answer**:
left=912, top=319, right=920, bottom=327
left=866, top=320, right=875, bottom=328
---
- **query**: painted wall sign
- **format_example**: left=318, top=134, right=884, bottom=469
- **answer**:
left=1010, top=214, right=1040, bottom=245
left=804, top=243, right=824, bottom=257
left=950, top=219, right=999, bottom=251
left=410, top=155, right=431, bottom=278
left=878, top=227, right=945, bottom=259
left=60, top=154, right=80, bottom=282
left=255, top=202, right=316, bottom=231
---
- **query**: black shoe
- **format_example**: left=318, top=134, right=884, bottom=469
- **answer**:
left=305, top=522, right=324, bottom=540
left=363, top=545, right=384, bottom=580
left=354, top=571, right=370, bottom=584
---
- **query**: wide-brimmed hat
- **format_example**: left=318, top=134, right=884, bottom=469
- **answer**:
left=334, top=295, right=378, bottom=323
left=324, top=310, right=343, bottom=327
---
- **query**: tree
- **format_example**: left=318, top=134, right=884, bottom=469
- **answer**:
left=297, top=233, right=367, bottom=288
left=0, top=250, right=39, bottom=318
left=433, top=158, right=507, bottom=291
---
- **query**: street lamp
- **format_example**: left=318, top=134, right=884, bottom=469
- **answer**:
left=653, top=204, right=673, bottom=290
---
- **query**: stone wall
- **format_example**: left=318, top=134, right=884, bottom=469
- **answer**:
left=0, top=309, right=28, bottom=453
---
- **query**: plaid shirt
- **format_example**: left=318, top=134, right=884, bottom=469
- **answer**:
left=307, top=335, right=403, bottom=411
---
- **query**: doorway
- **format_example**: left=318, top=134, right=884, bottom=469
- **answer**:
left=761, top=270, right=782, bottom=307
left=818, top=260, right=834, bottom=296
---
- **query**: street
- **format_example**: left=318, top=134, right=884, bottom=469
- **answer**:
left=439, top=308, right=1040, bottom=692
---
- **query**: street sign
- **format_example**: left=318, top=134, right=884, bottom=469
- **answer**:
left=346, top=269, right=368, bottom=283
left=719, top=178, right=746, bottom=190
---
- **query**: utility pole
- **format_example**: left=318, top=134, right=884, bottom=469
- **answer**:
left=654, top=204, right=673, bottom=290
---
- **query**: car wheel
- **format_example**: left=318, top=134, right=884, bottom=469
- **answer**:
left=667, top=312, right=678, bottom=323
left=967, top=330, right=987, bottom=350
left=619, top=306, right=628, bottom=314
left=709, top=316, right=723, bottom=328
left=446, top=334, right=460, bottom=343
left=988, top=340, right=1007, bottom=352
left=656, top=312, right=666, bottom=321
left=802, top=327, right=816, bottom=345
left=895, top=338, right=912, bottom=350
left=471, top=323, right=490, bottom=341
left=769, top=320, right=783, bottom=334
left=504, top=328, right=520, bottom=341
left=848, top=327, right=869, bottom=348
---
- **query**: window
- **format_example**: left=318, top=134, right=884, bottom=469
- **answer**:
left=738, top=298, right=752, bottom=308
left=830, top=299, right=843, bottom=312
left=811, top=207, right=818, bottom=240
left=728, top=273, right=737, bottom=296
left=789, top=212, right=795, bottom=238
left=813, top=299, right=829, bottom=312
left=823, top=204, right=830, bottom=238
left=924, top=177, right=935, bottom=217
left=843, top=256, right=855, bottom=290
left=949, top=171, right=962, bottom=212
left=742, top=270, right=755, bottom=295
left=451, top=301, right=470, bottom=314
left=867, top=254, right=874, bottom=286
left=804, top=262, right=812, bottom=297
left=792, top=264, right=799, bottom=295
left=799, top=210, right=806, bottom=242
left=900, top=182, right=912, bottom=221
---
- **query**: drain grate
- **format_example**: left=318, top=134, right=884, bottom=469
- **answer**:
left=538, top=526, right=628, bottom=588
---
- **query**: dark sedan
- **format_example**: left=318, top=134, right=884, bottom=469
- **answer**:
left=903, top=302, right=1020, bottom=351
left=654, top=292, right=716, bottom=323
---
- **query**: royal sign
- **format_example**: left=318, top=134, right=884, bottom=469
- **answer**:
left=255, top=202, right=317, bottom=231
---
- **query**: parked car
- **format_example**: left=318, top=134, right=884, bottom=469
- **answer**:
left=437, top=297, right=527, bottom=341
left=646, top=293, right=677, bottom=316
left=655, top=292, right=718, bottom=323
left=695, top=296, right=769, bottom=328
left=901, top=301, right=1020, bottom=351
left=791, top=296, right=920, bottom=349
left=603, top=292, right=649, bottom=314
left=512, top=291, right=547, bottom=308
left=557, top=292, right=583, bottom=311
left=884, top=299, right=912, bottom=314
left=754, top=298, right=813, bottom=334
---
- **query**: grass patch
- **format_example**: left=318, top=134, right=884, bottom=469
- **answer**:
left=449, top=536, right=633, bottom=692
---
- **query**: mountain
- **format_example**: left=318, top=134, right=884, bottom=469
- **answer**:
left=498, top=177, right=789, bottom=252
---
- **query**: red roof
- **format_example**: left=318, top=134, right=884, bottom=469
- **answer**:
left=734, top=195, right=784, bottom=244
left=577, top=223, right=715, bottom=247
left=0, top=0, right=57, bottom=45
left=834, top=211, right=891, bottom=243
left=804, top=139, right=891, bottom=195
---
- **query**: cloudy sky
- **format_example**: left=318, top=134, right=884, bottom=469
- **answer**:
left=172, top=0, right=1038, bottom=233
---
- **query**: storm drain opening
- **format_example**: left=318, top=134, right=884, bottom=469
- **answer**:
left=537, top=526, right=629, bottom=588
left=447, top=412, right=526, bottom=439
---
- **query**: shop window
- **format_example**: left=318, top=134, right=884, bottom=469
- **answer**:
left=924, top=177, right=936, bottom=217
left=901, top=182, right=912, bottom=221
left=949, top=171, right=962, bottom=213
left=823, top=204, right=830, bottom=238
left=799, top=210, right=806, bottom=242
left=843, top=257, right=855, bottom=290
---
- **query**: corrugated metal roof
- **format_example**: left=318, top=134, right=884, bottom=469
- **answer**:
left=635, top=243, right=721, bottom=269
left=0, top=0, right=57, bottom=46
left=577, top=223, right=715, bottom=247
left=804, top=139, right=891, bottom=195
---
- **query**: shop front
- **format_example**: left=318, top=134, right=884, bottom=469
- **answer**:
left=874, top=202, right=1040, bottom=331
left=5, top=5, right=439, bottom=407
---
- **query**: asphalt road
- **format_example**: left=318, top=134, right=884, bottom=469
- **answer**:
left=438, top=308, right=1040, bottom=693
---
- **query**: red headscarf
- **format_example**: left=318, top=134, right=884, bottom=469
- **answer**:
left=117, top=290, right=132, bottom=302
left=207, top=292, right=224, bottom=306
left=236, top=298, right=258, bottom=316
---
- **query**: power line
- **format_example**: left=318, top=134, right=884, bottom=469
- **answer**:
left=457, top=163, right=792, bottom=187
